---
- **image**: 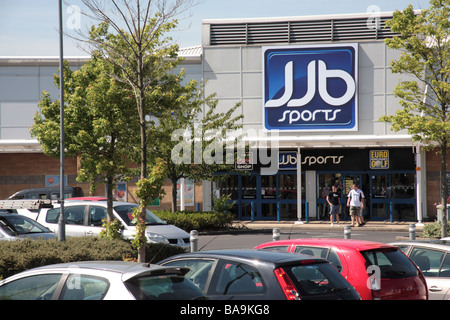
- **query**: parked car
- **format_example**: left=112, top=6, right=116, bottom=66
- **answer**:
left=7, top=186, right=84, bottom=200
left=0, top=261, right=206, bottom=300
left=0, top=211, right=55, bottom=240
left=255, top=239, right=428, bottom=300
left=34, top=201, right=190, bottom=250
left=158, top=249, right=361, bottom=300
left=389, top=240, right=450, bottom=300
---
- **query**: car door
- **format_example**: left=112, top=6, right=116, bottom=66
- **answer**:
left=84, top=205, right=108, bottom=237
left=43, top=206, right=88, bottom=237
left=409, top=247, right=450, bottom=300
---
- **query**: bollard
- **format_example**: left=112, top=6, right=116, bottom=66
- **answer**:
left=409, top=223, right=416, bottom=241
left=344, top=225, right=351, bottom=239
left=273, top=228, right=280, bottom=241
left=190, top=230, right=198, bottom=252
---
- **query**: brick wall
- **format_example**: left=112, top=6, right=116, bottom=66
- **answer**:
left=0, top=153, right=89, bottom=199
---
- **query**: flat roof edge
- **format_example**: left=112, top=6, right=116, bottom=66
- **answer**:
left=202, top=10, right=422, bottom=25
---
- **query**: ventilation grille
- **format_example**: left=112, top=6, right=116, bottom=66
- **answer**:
left=209, top=16, right=397, bottom=45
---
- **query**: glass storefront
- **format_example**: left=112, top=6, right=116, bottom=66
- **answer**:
left=317, top=171, right=416, bottom=221
left=214, top=172, right=305, bottom=220
left=214, top=148, right=417, bottom=222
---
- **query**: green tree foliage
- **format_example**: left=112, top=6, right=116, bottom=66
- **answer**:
left=31, top=56, right=136, bottom=224
left=148, top=69, right=243, bottom=211
left=380, top=1, right=450, bottom=236
left=79, top=0, right=194, bottom=262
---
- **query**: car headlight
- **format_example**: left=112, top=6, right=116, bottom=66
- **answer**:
left=146, top=232, right=169, bottom=244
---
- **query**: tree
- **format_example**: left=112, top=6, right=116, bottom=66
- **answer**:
left=148, top=69, right=243, bottom=211
left=31, top=55, right=136, bottom=230
left=74, top=0, right=196, bottom=262
left=380, top=0, right=450, bottom=237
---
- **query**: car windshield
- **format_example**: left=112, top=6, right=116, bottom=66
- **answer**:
left=0, top=215, right=51, bottom=235
left=124, top=275, right=206, bottom=300
left=361, top=248, right=418, bottom=279
left=114, top=205, right=166, bottom=226
left=283, top=262, right=360, bottom=300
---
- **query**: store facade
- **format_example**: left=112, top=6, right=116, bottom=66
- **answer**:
left=215, top=148, right=417, bottom=221
left=203, top=12, right=429, bottom=222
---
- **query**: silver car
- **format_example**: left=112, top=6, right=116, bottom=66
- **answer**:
left=0, top=212, right=55, bottom=240
left=0, top=261, right=206, bottom=300
left=35, top=201, right=190, bottom=249
left=389, top=240, right=450, bottom=300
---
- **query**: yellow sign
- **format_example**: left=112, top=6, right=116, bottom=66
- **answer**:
left=370, top=150, right=389, bottom=169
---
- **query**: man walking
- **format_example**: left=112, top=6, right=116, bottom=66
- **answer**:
left=327, top=185, right=340, bottom=227
left=347, top=183, right=365, bottom=227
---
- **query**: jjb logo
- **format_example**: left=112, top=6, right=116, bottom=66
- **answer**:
left=263, top=44, right=358, bottom=131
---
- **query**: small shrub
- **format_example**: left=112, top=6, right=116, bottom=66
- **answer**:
left=99, top=219, right=124, bottom=240
left=420, top=221, right=450, bottom=239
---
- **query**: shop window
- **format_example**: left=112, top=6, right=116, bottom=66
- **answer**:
left=261, top=176, right=276, bottom=199
left=279, top=203, right=297, bottom=220
left=279, top=174, right=297, bottom=200
left=216, top=175, right=239, bottom=200
left=241, top=203, right=256, bottom=218
left=392, top=204, right=415, bottom=221
left=391, top=173, right=415, bottom=199
left=242, top=175, right=257, bottom=200
left=261, top=203, right=277, bottom=218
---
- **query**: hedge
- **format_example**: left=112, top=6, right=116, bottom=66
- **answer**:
left=154, top=210, right=234, bottom=232
left=0, top=237, right=185, bottom=280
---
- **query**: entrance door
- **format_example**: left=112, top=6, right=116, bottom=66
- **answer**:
left=370, top=174, right=389, bottom=221
left=342, top=174, right=369, bottom=221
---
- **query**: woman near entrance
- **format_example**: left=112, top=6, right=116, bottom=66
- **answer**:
left=347, top=183, right=365, bottom=227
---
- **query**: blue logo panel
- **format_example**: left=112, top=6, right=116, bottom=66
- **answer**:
left=263, top=44, right=358, bottom=131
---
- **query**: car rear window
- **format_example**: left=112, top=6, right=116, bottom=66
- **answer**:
left=360, top=248, right=418, bottom=279
left=283, top=262, right=360, bottom=300
left=125, top=275, right=205, bottom=300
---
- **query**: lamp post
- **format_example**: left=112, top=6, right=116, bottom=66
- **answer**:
left=58, top=0, right=66, bottom=241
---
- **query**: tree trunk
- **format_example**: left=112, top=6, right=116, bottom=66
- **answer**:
left=172, top=180, right=177, bottom=213
left=106, top=176, right=115, bottom=222
left=441, top=140, right=448, bottom=238
left=137, top=50, right=147, bottom=263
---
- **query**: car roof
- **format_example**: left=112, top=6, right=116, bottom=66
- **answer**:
left=389, top=240, right=450, bottom=251
left=160, top=249, right=328, bottom=266
left=52, top=201, right=137, bottom=207
left=65, top=197, right=107, bottom=201
left=257, top=238, right=395, bottom=251
left=15, top=261, right=189, bottom=282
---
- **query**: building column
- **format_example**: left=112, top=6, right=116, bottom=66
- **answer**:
left=296, top=146, right=304, bottom=223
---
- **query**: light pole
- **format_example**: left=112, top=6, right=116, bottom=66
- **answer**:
left=58, top=0, right=66, bottom=241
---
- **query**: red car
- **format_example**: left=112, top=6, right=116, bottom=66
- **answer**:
left=255, top=239, right=428, bottom=300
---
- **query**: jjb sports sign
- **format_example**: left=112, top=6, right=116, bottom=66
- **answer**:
left=263, top=44, right=358, bottom=131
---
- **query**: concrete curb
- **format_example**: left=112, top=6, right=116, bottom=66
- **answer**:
left=200, top=220, right=427, bottom=235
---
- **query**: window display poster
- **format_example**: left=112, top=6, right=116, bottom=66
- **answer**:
left=177, top=178, right=194, bottom=207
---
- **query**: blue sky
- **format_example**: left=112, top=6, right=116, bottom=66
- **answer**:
left=0, top=0, right=430, bottom=56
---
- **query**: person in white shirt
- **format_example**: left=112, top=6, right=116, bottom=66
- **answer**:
left=347, top=183, right=365, bottom=227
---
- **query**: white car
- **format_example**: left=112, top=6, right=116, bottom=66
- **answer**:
left=35, top=201, right=190, bottom=250
left=0, top=261, right=206, bottom=300
left=389, top=240, right=450, bottom=300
